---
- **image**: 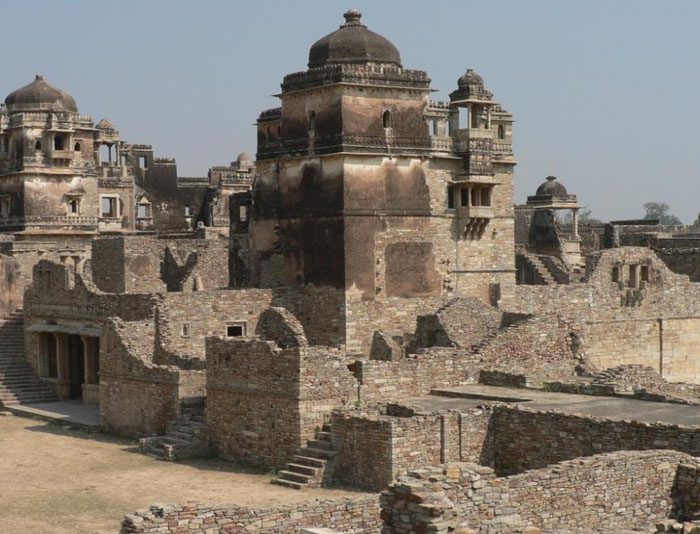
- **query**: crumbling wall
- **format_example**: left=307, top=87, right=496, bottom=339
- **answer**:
left=0, top=253, right=24, bottom=317
left=411, top=297, right=504, bottom=351
left=206, top=331, right=356, bottom=470
left=381, top=450, right=694, bottom=534
left=99, top=318, right=202, bottom=437
left=509, top=247, right=700, bottom=383
left=330, top=406, right=494, bottom=490
left=121, top=496, right=381, bottom=534
left=91, top=236, right=229, bottom=294
left=492, top=405, right=700, bottom=476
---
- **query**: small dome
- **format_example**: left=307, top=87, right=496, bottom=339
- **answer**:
left=236, top=152, right=252, bottom=164
left=5, top=75, right=78, bottom=112
left=96, top=118, right=116, bottom=130
left=458, top=69, right=483, bottom=87
left=536, top=176, right=569, bottom=197
left=308, top=10, right=402, bottom=69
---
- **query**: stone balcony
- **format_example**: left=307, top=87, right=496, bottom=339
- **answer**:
left=456, top=205, right=494, bottom=219
left=49, top=149, right=74, bottom=160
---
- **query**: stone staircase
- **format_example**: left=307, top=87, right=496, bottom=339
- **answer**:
left=139, top=397, right=209, bottom=461
left=273, top=423, right=337, bottom=490
left=0, top=310, right=58, bottom=407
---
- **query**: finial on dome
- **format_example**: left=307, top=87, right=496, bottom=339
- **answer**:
left=546, top=175, right=557, bottom=181
left=35, top=75, right=45, bottom=81
left=343, top=8, right=363, bottom=27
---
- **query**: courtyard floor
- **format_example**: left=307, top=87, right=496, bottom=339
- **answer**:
left=0, top=414, right=365, bottom=534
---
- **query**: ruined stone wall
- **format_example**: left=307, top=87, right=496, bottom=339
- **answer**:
left=492, top=405, right=700, bottom=476
left=91, top=236, right=229, bottom=294
left=0, top=253, right=24, bottom=317
left=330, top=411, right=394, bottom=490
left=356, top=314, right=576, bottom=404
left=121, top=496, right=381, bottom=534
left=382, top=450, right=694, bottom=534
left=655, top=247, right=700, bottom=282
left=99, top=318, right=187, bottom=437
left=330, top=406, right=494, bottom=490
left=206, top=336, right=356, bottom=469
left=509, top=248, right=700, bottom=383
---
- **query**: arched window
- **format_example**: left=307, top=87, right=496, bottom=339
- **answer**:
left=382, top=110, right=392, bottom=129
left=35, top=140, right=41, bottom=151
left=74, top=142, right=81, bottom=152
left=308, top=111, right=316, bottom=131
left=497, top=125, right=505, bottom=139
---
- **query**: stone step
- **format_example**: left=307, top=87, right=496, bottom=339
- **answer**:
left=293, top=455, right=327, bottom=469
left=299, top=446, right=337, bottom=460
left=271, top=478, right=304, bottom=490
left=286, top=463, right=320, bottom=477
left=307, top=438, right=332, bottom=450
left=276, top=470, right=313, bottom=484
left=315, top=431, right=332, bottom=442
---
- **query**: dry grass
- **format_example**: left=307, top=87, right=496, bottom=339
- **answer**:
left=0, top=415, right=364, bottom=534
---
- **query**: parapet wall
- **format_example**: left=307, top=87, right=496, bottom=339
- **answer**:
left=492, top=405, right=700, bottom=475
left=381, top=450, right=699, bottom=533
left=121, top=496, right=380, bottom=534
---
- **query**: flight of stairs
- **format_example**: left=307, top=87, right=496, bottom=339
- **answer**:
left=0, top=310, right=58, bottom=407
left=139, top=397, right=209, bottom=461
left=273, top=424, right=337, bottom=490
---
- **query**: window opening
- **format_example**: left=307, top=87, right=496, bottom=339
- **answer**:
left=101, top=197, right=117, bottom=217
left=68, top=199, right=79, bottom=215
left=641, top=265, right=650, bottom=282
left=54, top=136, right=65, bottom=151
left=74, top=142, right=81, bottom=152
left=382, top=110, right=392, bottom=129
left=497, top=124, right=505, bottom=139
left=226, top=323, right=246, bottom=337
left=447, top=186, right=455, bottom=209
left=460, top=188, right=469, bottom=207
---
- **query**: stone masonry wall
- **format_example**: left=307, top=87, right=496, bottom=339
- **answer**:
left=381, top=450, right=696, bottom=534
left=206, top=336, right=356, bottom=470
left=121, top=496, right=381, bottom=534
left=493, top=405, right=700, bottom=476
left=330, top=406, right=494, bottom=491
left=100, top=318, right=190, bottom=437
left=91, top=236, right=229, bottom=294
left=509, top=247, right=700, bottom=383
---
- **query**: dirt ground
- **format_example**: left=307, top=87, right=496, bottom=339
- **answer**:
left=0, top=414, right=365, bottom=534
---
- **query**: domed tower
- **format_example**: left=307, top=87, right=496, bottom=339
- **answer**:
left=0, top=75, right=138, bottom=276
left=248, top=10, right=517, bottom=354
left=0, top=76, right=101, bottom=237
left=525, top=175, right=583, bottom=266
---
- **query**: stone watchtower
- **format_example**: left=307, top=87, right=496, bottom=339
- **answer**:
left=0, top=75, right=136, bottom=276
left=247, top=10, right=516, bottom=353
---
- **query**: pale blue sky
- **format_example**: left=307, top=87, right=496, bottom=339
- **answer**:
left=3, top=1, right=699, bottom=222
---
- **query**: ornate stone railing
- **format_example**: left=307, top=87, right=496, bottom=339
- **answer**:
left=0, top=215, right=99, bottom=229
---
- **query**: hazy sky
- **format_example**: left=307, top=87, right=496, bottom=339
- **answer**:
left=3, top=1, right=700, bottom=222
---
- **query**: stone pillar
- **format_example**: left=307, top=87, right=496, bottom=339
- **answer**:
left=53, top=332, right=70, bottom=399
left=96, top=143, right=101, bottom=165
left=71, top=255, right=83, bottom=275
left=81, top=336, right=99, bottom=405
left=572, top=208, right=579, bottom=239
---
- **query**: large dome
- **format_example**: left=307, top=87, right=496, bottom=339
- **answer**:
left=308, top=9, right=402, bottom=69
left=5, top=75, right=78, bottom=112
left=536, top=176, right=569, bottom=197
